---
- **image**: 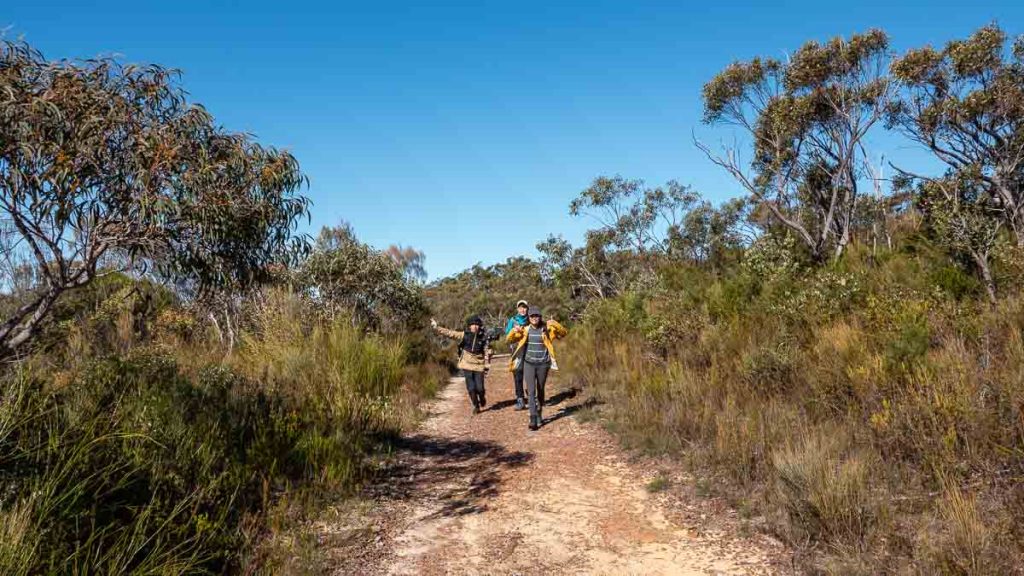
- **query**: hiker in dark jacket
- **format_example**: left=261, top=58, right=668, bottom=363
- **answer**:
left=506, top=307, right=568, bottom=430
left=432, top=316, right=493, bottom=414
left=504, top=299, right=530, bottom=410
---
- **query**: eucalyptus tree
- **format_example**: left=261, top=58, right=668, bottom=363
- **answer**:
left=912, top=173, right=1002, bottom=302
left=569, top=176, right=702, bottom=256
left=295, top=224, right=426, bottom=332
left=536, top=234, right=622, bottom=303
left=0, top=41, right=309, bottom=357
left=889, top=25, right=1024, bottom=248
left=699, top=30, right=891, bottom=262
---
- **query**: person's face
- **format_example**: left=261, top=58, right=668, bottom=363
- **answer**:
left=529, top=314, right=541, bottom=326
left=518, top=305, right=528, bottom=316
left=469, top=324, right=480, bottom=333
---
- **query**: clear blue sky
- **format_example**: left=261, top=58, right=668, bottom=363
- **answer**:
left=5, top=1, right=1023, bottom=278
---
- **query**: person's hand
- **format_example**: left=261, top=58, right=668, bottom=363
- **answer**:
left=430, top=318, right=438, bottom=329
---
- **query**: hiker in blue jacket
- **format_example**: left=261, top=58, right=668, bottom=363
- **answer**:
left=505, top=299, right=530, bottom=410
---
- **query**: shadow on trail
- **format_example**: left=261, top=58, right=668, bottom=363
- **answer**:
left=544, top=386, right=580, bottom=408
left=485, top=398, right=517, bottom=412
left=543, top=395, right=599, bottom=427
left=368, top=434, right=534, bottom=519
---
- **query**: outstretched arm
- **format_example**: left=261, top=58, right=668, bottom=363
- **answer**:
left=547, top=319, right=568, bottom=339
left=436, top=327, right=463, bottom=340
left=430, top=319, right=463, bottom=341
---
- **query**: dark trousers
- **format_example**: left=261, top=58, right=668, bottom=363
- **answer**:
left=523, top=362, right=550, bottom=422
left=463, top=369, right=486, bottom=408
left=513, top=367, right=525, bottom=400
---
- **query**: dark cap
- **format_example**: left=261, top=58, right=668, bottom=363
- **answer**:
left=527, top=306, right=542, bottom=317
left=466, top=315, right=483, bottom=326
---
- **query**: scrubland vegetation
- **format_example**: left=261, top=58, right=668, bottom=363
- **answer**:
left=568, top=243, right=1024, bottom=573
left=5, top=20, right=1024, bottom=575
left=0, top=281, right=443, bottom=574
left=432, top=25, right=1024, bottom=574
left=0, top=41, right=443, bottom=573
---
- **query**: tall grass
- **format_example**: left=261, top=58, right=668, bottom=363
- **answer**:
left=0, top=288, right=443, bottom=574
left=567, top=249, right=1024, bottom=572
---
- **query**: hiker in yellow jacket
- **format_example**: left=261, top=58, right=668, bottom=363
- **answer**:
left=506, top=307, right=568, bottom=430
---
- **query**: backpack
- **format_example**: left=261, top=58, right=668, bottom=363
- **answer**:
left=459, top=330, right=487, bottom=356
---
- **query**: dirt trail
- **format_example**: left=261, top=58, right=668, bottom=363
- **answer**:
left=339, top=368, right=779, bottom=575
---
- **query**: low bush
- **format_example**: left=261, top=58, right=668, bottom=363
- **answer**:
left=0, top=289, right=444, bottom=574
left=566, top=245, right=1024, bottom=570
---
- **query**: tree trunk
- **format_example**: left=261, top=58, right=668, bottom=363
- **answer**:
left=973, top=251, right=997, bottom=305
left=834, top=232, right=849, bottom=260
left=208, top=312, right=224, bottom=343
left=871, top=219, right=879, bottom=258
left=1014, top=212, right=1024, bottom=250
left=223, top=309, right=236, bottom=352
left=0, top=288, right=61, bottom=360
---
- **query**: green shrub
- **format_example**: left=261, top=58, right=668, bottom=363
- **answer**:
left=0, top=297, right=441, bottom=574
left=562, top=245, right=1024, bottom=569
left=929, top=265, right=981, bottom=301
left=741, top=342, right=796, bottom=395
left=884, top=317, right=931, bottom=369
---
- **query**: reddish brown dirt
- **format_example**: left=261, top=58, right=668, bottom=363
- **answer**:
left=331, top=368, right=781, bottom=575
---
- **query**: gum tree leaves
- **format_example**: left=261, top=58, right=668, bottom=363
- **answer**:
left=0, top=41, right=309, bottom=356
left=699, top=30, right=891, bottom=263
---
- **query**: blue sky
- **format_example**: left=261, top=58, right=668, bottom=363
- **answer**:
left=5, top=1, right=1023, bottom=278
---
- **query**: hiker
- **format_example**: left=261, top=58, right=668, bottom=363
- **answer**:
left=504, top=299, right=530, bottom=410
left=431, top=316, right=492, bottom=414
left=506, top=307, right=568, bottom=430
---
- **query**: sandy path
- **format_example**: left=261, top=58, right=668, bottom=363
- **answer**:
left=341, top=368, right=778, bottom=575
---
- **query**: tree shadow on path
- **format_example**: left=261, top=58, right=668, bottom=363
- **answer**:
left=368, top=434, right=534, bottom=519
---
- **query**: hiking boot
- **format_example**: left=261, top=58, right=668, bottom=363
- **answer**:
left=472, top=406, right=480, bottom=415
left=515, top=398, right=525, bottom=411
left=529, top=417, right=539, bottom=431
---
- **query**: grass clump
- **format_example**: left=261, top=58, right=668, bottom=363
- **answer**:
left=0, top=287, right=444, bottom=574
left=772, top=433, right=883, bottom=550
left=646, top=475, right=671, bottom=493
left=565, top=245, right=1024, bottom=570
